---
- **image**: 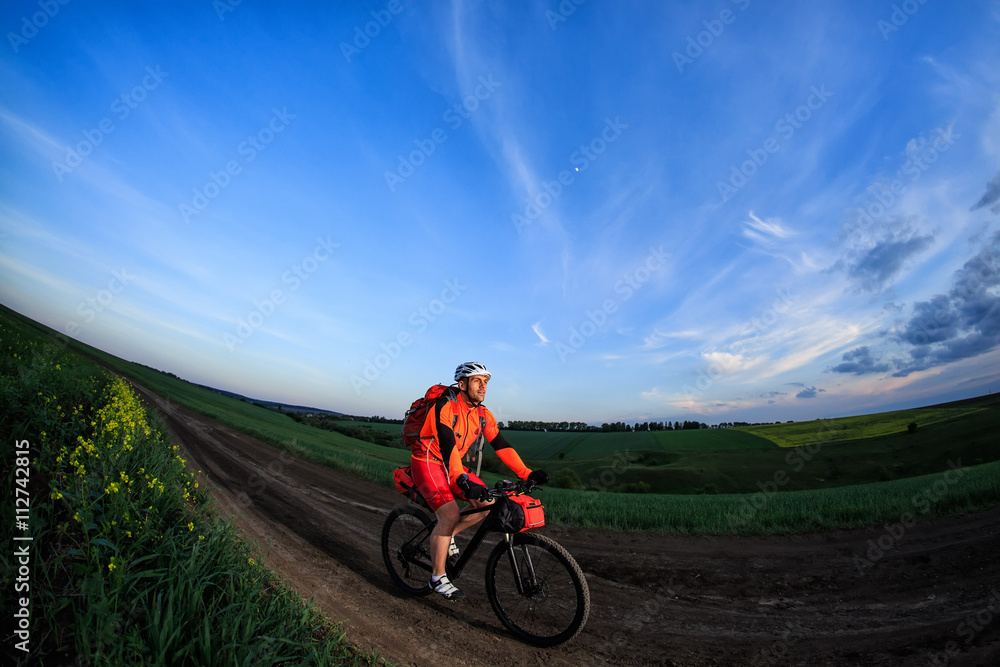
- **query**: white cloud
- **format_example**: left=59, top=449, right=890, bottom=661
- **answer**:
left=531, top=321, right=550, bottom=345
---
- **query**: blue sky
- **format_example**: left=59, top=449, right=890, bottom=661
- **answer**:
left=2, top=1, right=999, bottom=425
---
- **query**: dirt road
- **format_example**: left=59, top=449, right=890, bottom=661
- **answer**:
left=134, top=384, right=1000, bottom=666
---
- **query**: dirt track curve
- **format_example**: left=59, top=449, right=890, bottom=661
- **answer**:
left=133, top=382, right=1000, bottom=666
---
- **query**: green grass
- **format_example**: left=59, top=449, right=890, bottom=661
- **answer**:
left=538, top=459, right=1000, bottom=535
left=741, top=398, right=997, bottom=446
left=330, top=419, right=402, bottom=435
left=0, top=305, right=378, bottom=665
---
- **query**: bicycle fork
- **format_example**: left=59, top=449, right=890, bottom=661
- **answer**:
left=503, top=535, right=540, bottom=597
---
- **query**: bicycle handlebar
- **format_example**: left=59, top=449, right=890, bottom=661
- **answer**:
left=487, top=478, right=538, bottom=499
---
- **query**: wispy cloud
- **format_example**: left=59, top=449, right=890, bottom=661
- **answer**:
left=742, top=211, right=793, bottom=245
left=531, top=321, right=550, bottom=345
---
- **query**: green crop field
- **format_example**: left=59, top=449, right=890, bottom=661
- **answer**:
left=498, top=395, right=1000, bottom=496
left=741, top=402, right=995, bottom=446
left=4, top=303, right=999, bottom=536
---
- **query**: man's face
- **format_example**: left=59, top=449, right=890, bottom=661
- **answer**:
left=461, top=375, right=489, bottom=403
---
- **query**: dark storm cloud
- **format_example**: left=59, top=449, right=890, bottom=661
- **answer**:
left=892, top=230, right=1000, bottom=376
left=796, top=386, right=825, bottom=399
left=970, top=171, right=1000, bottom=214
left=828, top=346, right=892, bottom=375
left=846, top=229, right=933, bottom=293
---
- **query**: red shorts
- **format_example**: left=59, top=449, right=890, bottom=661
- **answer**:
left=410, top=456, right=485, bottom=512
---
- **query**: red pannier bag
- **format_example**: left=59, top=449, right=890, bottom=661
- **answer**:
left=493, top=494, right=545, bottom=533
left=393, top=466, right=428, bottom=508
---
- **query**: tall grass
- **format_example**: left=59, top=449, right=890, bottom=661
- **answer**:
left=537, top=460, right=1000, bottom=535
left=0, top=315, right=377, bottom=665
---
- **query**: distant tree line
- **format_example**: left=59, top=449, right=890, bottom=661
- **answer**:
left=501, top=421, right=592, bottom=431
left=283, top=412, right=405, bottom=449
left=500, top=420, right=720, bottom=432
left=338, top=414, right=403, bottom=424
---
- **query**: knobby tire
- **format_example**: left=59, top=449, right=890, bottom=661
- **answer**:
left=381, top=505, right=434, bottom=596
left=484, top=532, right=590, bottom=647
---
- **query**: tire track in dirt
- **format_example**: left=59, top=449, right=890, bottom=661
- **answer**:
left=132, top=382, right=1000, bottom=666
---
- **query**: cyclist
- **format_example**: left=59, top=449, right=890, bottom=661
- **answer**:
left=410, top=361, right=548, bottom=600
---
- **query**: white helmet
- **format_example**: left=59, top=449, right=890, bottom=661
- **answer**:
left=454, top=361, right=491, bottom=382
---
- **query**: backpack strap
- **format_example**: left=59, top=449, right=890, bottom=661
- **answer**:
left=473, top=407, right=487, bottom=477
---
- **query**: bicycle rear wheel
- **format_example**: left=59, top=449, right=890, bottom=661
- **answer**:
left=381, top=505, right=435, bottom=596
left=484, top=532, right=590, bottom=647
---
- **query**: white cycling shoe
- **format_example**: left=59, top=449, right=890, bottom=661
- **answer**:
left=429, top=574, right=465, bottom=600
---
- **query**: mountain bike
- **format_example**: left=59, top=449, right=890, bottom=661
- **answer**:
left=380, top=479, right=590, bottom=647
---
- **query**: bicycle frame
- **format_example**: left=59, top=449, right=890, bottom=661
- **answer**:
left=399, top=499, right=520, bottom=582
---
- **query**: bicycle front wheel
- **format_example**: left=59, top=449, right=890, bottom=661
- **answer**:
left=484, top=532, right=590, bottom=647
left=381, top=505, right=434, bottom=596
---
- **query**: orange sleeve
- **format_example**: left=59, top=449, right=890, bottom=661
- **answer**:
left=495, top=446, right=530, bottom=481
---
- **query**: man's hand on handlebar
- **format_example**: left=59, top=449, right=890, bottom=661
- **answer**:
left=456, top=474, right=489, bottom=501
left=527, top=469, right=549, bottom=485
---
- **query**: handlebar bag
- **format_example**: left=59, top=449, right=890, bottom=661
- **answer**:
left=492, top=494, right=545, bottom=533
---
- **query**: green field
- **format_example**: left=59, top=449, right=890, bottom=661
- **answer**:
left=4, top=302, right=999, bottom=536
left=498, top=398, right=1000, bottom=496
left=741, top=403, right=994, bottom=446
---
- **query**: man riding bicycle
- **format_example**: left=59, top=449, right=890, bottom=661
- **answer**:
left=409, top=362, right=548, bottom=600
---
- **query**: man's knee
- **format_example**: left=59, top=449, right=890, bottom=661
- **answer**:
left=435, top=501, right=461, bottom=531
